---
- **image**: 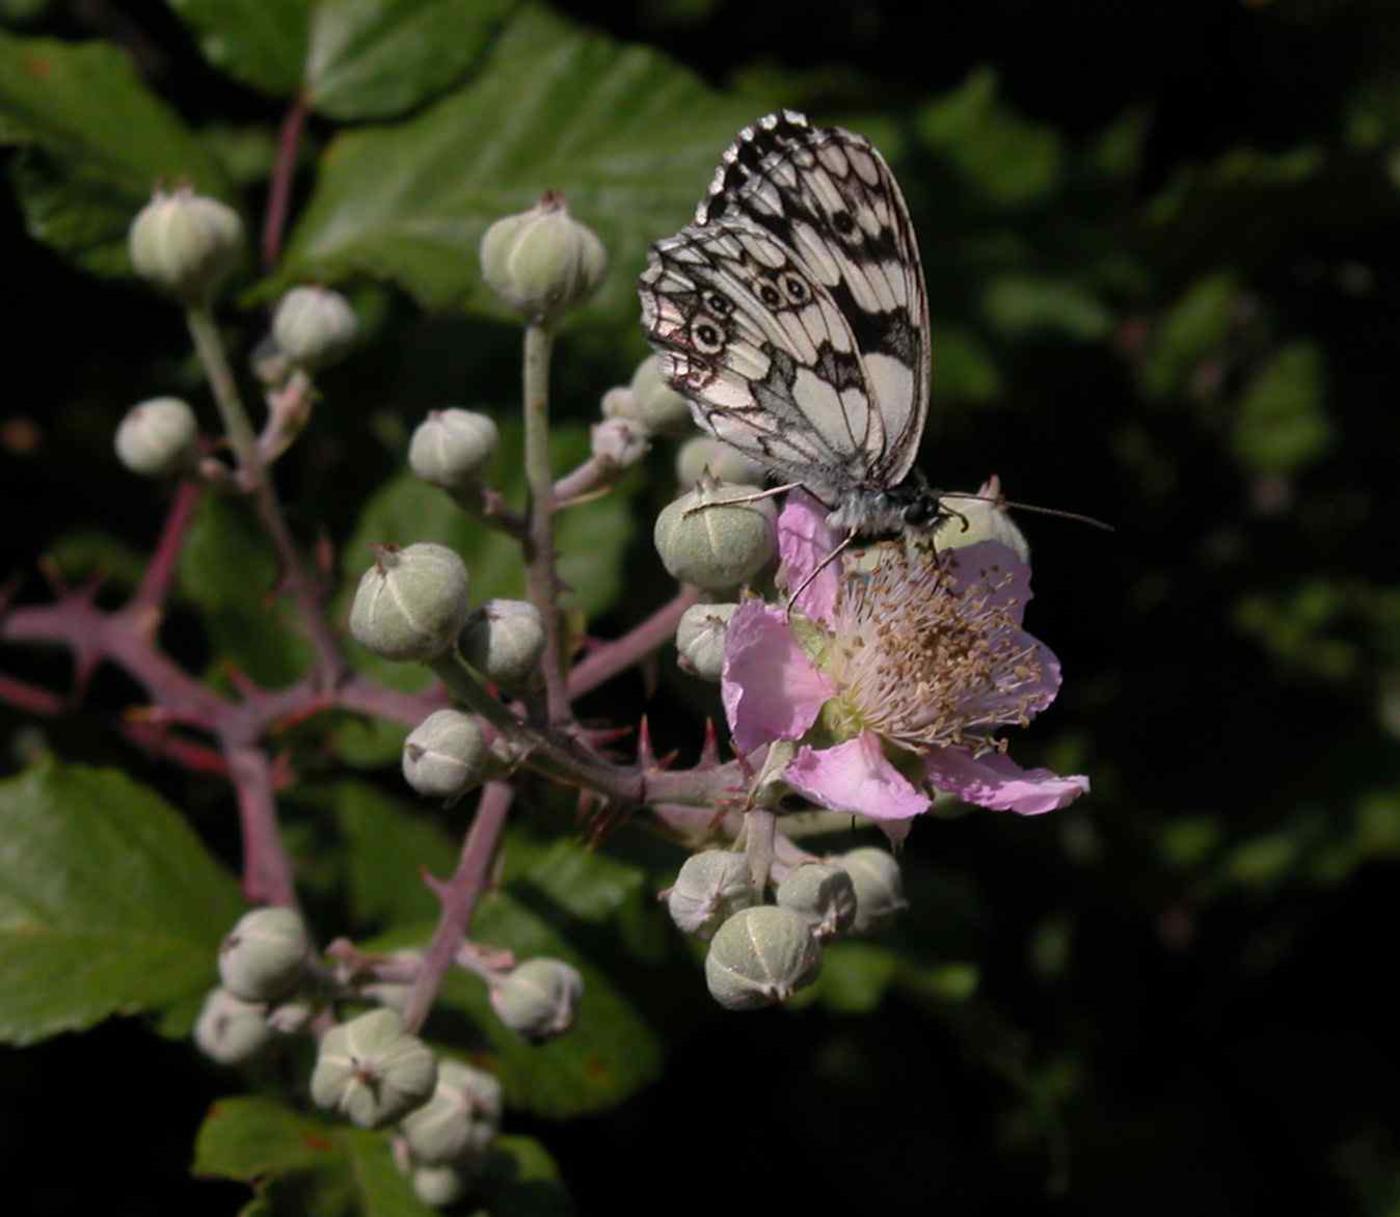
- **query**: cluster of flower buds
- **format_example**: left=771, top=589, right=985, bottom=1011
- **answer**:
left=191, top=907, right=522, bottom=1210
left=393, top=1058, right=504, bottom=1206
left=194, top=907, right=315, bottom=1064
left=122, top=187, right=361, bottom=483
left=663, top=846, right=907, bottom=1011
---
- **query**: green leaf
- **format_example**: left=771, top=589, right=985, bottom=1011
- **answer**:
left=194, top=1096, right=340, bottom=1181
left=194, top=1097, right=570, bottom=1217
left=306, top=0, right=517, bottom=121
left=980, top=275, right=1112, bottom=342
left=333, top=781, right=458, bottom=929
left=277, top=4, right=766, bottom=324
left=167, top=0, right=311, bottom=99
left=0, top=762, right=242, bottom=1044
left=931, top=323, right=1002, bottom=405
left=46, top=528, right=148, bottom=590
left=9, top=148, right=136, bottom=275
left=0, top=31, right=233, bottom=274
left=1140, top=273, right=1238, bottom=400
left=474, top=1135, right=572, bottom=1217
left=178, top=493, right=313, bottom=687
left=917, top=67, right=1062, bottom=207
left=341, top=422, right=633, bottom=691
left=799, top=940, right=900, bottom=1014
left=1231, top=342, right=1332, bottom=475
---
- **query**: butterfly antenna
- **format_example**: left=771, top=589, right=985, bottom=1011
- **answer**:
left=939, top=491, right=1115, bottom=533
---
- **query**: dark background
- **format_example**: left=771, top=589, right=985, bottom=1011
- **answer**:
left=3, top=1, right=1399, bottom=1213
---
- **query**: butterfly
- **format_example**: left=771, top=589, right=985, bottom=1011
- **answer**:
left=638, top=109, right=946, bottom=541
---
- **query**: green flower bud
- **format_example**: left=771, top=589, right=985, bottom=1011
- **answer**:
left=310, top=1009, right=438, bottom=1129
left=128, top=187, right=243, bottom=304
left=272, top=286, right=358, bottom=370
left=402, top=709, right=487, bottom=801
left=114, top=396, right=198, bottom=477
left=836, top=847, right=908, bottom=935
left=590, top=417, right=649, bottom=468
left=399, top=1060, right=502, bottom=1165
left=349, top=543, right=471, bottom=662
left=408, top=409, right=499, bottom=492
left=218, top=907, right=310, bottom=1002
left=675, top=602, right=737, bottom=682
left=412, top=1164, right=468, bottom=1208
left=479, top=192, right=607, bottom=321
left=628, top=354, right=693, bottom=435
left=459, top=599, right=545, bottom=691
left=666, top=849, right=756, bottom=939
left=704, top=905, right=821, bottom=1011
left=600, top=385, right=638, bottom=420
left=653, top=478, right=777, bottom=592
left=675, top=436, right=766, bottom=489
left=775, top=862, right=858, bottom=941
left=250, top=333, right=293, bottom=387
left=933, top=476, right=1029, bottom=561
left=490, top=958, right=583, bottom=1043
left=193, top=987, right=271, bottom=1065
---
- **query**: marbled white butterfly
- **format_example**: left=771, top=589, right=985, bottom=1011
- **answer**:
left=638, top=109, right=946, bottom=539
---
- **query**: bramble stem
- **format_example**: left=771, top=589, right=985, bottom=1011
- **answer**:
left=401, top=780, right=514, bottom=1033
left=520, top=321, right=571, bottom=727
left=131, top=479, right=202, bottom=622
left=223, top=742, right=297, bottom=908
left=262, top=93, right=309, bottom=269
left=745, top=806, right=776, bottom=892
left=187, top=306, right=259, bottom=473
left=568, top=586, right=701, bottom=699
left=429, top=650, right=741, bottom=809
left=185, top=305, right=343, bottom=687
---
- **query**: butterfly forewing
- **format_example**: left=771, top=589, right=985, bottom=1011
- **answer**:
left=639, top=110, right=931, bottom=506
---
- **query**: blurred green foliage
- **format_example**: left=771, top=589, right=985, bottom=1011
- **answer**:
left=2, top=1, right=1399, bottom=1215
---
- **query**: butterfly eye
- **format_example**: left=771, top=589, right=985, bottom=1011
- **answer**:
left=757, top=282, right=783, bottom=309
left=704, top=291, right=732, bottom=316
left=781, top=274, right=809, bottom=304
left=690, top=317, right=726, bottom=355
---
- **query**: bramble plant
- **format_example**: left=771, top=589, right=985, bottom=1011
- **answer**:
left=8, top=1, right=1400, bottom=1212
left=1, top=153, right=1083, bottom=1205
left=0, top=9, right=1108, bottom=1213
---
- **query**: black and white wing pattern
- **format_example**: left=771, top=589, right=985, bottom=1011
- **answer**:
left=638, top=109, right=931, bottom=509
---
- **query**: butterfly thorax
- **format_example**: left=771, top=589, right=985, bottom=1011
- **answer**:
left=826, top=478, right=948, bottom=538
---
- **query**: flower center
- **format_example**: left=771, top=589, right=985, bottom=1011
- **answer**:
left=823, top=544, right=1047, bottom=752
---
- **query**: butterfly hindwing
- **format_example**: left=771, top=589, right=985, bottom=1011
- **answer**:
left=641, top=216, right=886, bottom=504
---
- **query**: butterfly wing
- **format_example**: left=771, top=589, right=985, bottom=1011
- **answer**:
left=639, top=110, right=931, bottom=493
left=640, top=217, right=881, bottom=505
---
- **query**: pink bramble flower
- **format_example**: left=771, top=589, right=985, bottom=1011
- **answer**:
left=721, top=490, right=1089, bottom=833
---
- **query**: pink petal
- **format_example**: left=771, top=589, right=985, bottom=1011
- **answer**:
left=943, top=541, right=1033, bottom=627
left=924, top=746, right=1089, bottom=815
left=786, top=731, right=931, bottom=821
left=721, top=601, right=835, bottom=753
left=777, top=488, right=841, bottom=624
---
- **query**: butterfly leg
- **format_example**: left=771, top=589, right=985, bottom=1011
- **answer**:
left=784, top=527, right=857, bottom=616
left=681, top=481, right=803, bottom=518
